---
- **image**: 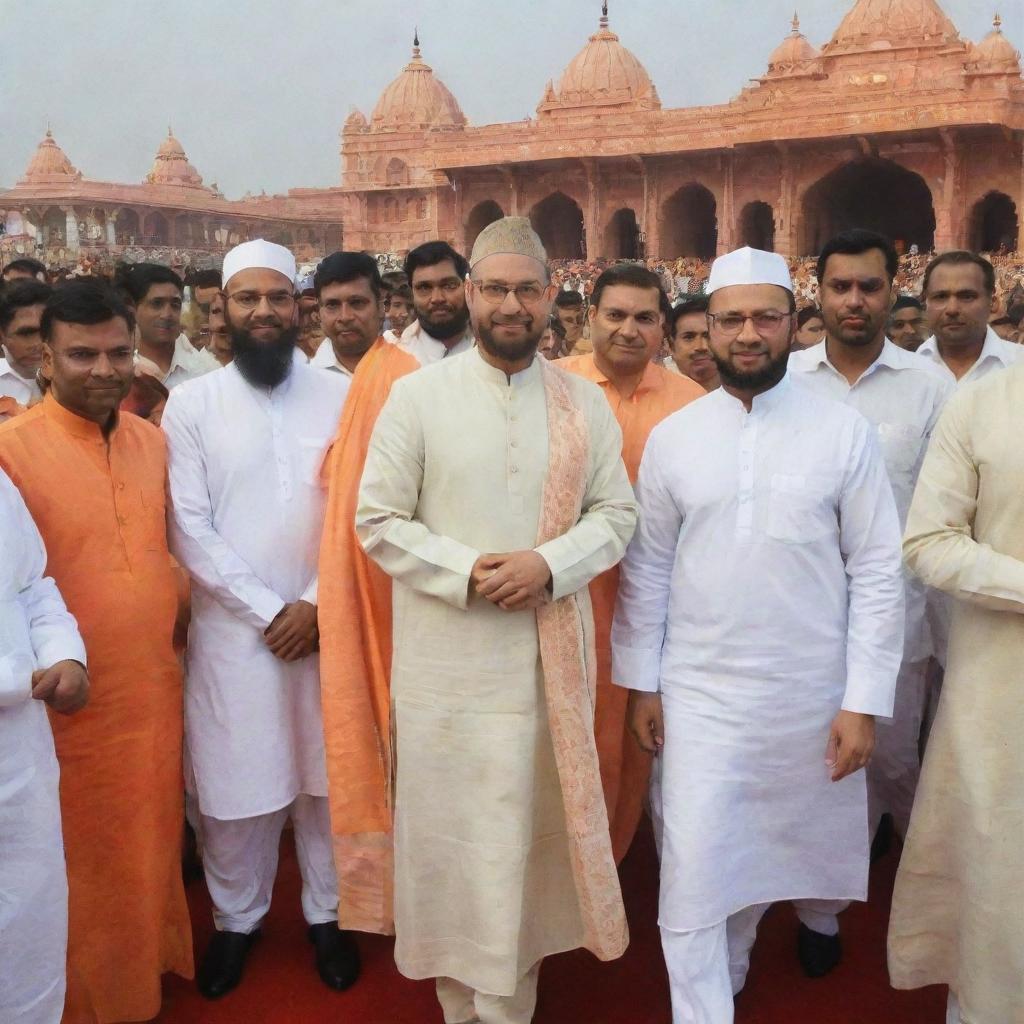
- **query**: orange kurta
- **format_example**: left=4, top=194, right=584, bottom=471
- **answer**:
left=0, top=395, right=192, bottom=1023
left=318, top=337, right=418, bottom=933
left=561, top=353, right=704, bottom=861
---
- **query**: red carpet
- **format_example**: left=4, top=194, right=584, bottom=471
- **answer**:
left=157, top=824, right=944, bottom=1023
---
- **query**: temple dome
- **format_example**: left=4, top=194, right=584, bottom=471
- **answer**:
left=968, top=14, right=1021, bottom=69
left=825, top=0, right=959, bottom=50
left=146, top=128, right=206, bottom=188
left=371, top=36, right=466, bottom=130
left=540, top=4, right=659, bottom=116
left=20, top=130, right=81, bottom=183
left=768, top=14, right=821, bottom=68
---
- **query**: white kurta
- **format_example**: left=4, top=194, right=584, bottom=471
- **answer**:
left=0, top=356, right=41, bottom=405
left=310, top=337, right=355, bottom=377
left=144, top=333, right=220, bottom=390
left=0, top=469, right=86, bottom=1024
left=163, top=360, right=349, bottom=820
left=356, top=348, right=637, bottom=996
left=397, top=319, right=474, bottom=365
left=611, top=375, right=904, bottom=932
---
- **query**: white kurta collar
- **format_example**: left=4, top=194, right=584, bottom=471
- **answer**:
left=716, top=371, right=792, bottom=416
left=469, top=345, right=542, bottom=389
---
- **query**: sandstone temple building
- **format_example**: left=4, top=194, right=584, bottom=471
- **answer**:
left=3, top=0, right=1022, bottom=264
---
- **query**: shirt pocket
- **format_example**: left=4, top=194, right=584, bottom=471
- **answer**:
left=877, top=422, right=923, bottom=477
left=766, top=472, right=838, bottom=544
left=298, top=437, right=329, bottom=487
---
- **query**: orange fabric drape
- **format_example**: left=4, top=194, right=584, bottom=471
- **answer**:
left=560, top=354, right=704, bottom=861
left=318, top=338, right=418, bottom=934
left=0, top=396, right=192, bottom=1023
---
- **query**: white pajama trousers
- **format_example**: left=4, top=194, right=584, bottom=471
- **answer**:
left=867, top=657, right=930, bottom=838
left=661, top=900, right=847, bottom=1024
left=201, top=794, right=338, bottom=934
left=436, top=962, right=542, bottom=1024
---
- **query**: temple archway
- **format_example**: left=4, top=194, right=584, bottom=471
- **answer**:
left=466, top=200, right=504, bottom=252
left=386, top=158, right=410, bottom=187
left=115, top=209, right=140, bottom=244
left=42, top=208, right=66, bottom=245
left=145, top=211, right=170, bottom=245
left=970, top=191, right=1018, bottom=253
left=607, top=208, right=641, bottom=260
left=739, top=201, right=775, bottom=251
left=800, top=159, right=935, bottom=255
left=660, top=184, right=717, bottom=259
left=530, top=192, right=585, bottom=259
left=325, top=224, right=343, bottom=250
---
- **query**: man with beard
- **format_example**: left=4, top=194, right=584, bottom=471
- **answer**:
left=0, top=280, right=193, bottom=1022
left=162, top=240, right=357, bottom=999
left=613, top=247, right=903, bottom=1024
left=561, top=264, right=703, bottom=863
left=119, top=263, right=219, bottom=388
left=790, top=230, right=951, bottom=853
left=888, top=296, right=927, bottom=351
left=356, top=218, right=636, bottom=1023
left=311, top=251, right=384, bottom=378
left=398, top=241, right=474, bottom=363
left=668, top=295, right=720, bottom=390
left=0, top=279, right=49, bottom=406
left=916, top=251, right=1022, bottom=386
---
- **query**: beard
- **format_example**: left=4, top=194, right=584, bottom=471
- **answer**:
left=231, top=324, right=298, bottom=388
left=476, top=315, right=544, bottom=365
left=712, top=344, right=791, bottom=392
left=417, top=301, right=471, bottom=341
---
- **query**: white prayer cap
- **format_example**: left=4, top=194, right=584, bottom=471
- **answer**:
left=221, top=239, right=296, bottom=289
left=707, top=246, right=793, bottom=296
left=469, top=216, right=547, bottom=269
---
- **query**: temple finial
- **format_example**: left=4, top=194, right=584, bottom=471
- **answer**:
left=167, top=124, right=173, bottom=138
left=45, top=119, right=52, bottom=138
left=792, top=11, right=800, bottom=34
left=993, top=12, right=1002, bottom=32
left=413, top=26, right=420, bottom=56
left=600, top=2, right=609, bottom=28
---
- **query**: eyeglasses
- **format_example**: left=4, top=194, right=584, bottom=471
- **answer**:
left=226, top=290, right=296, bottom=311
left=472, top=281, right=546, bottom=305
left=707, top=311, right=791, bottom=336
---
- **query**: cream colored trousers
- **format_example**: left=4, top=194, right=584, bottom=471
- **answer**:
left=436, top=962, right=542, bottom=1024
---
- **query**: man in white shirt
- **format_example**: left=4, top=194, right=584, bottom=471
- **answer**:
left=915, top=250, right=1022, bottom=387
left=790, top=229, right=952, bottom=848
left=162, top=240, right=355, bottom=1000
left=0, top=279, right=49, bottom=405
left=613, top=247, right=904, bottom=1024
left=120, top=262, right=219, bottom=389
left=310, top=251, right=385, bottom=378
left=0, top=469, right=89, bottom=1024
left=382, top=281, right=413, bottom=343
left=398, top=241, right=475, bottom=364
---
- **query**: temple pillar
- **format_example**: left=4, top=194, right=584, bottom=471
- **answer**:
left=718, top=154, right=736, bottom=255
left=935, top=130, right=966, bottom=252
left=105, top=209, right=119, bottom=246
left=640, top=158, right=660, bottom=259
left=773, top=144, right=798, bottom=257
left=452, top=175, right=467, bottom=255
left=500, top=167, right=521, bottom=217
left=62, top=207, right=81, bottom=253
left=582, top=159, right=601, bottom=261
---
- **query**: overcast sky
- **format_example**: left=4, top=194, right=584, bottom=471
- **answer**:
left=2, top=0, right=1020, bottom=198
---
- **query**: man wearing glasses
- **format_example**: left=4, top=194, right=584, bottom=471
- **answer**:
left=162, top=240, right=358, bottom=1000
left=397, top=241, right=475, bottom=364
left=613, top=247, right=904, bottom=1024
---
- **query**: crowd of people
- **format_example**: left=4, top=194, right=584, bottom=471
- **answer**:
left=0, top=217, right=1020, bottom=1024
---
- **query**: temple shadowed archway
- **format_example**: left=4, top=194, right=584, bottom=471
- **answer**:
left=115, top=209, right=140, bottom=244
left=466, top=200, right=504, bottom=252
left=660, top=184, right=717, bottom=259
left=740, top=201, right=775, bottom=251
left=145, top=211, right=170, bottom=245
left=607, top=208, right=641, bottom=259
left=801, top=159, right=935, bottom=255
left=530, top=192, right=585, bottom=259
left=325, top=224, right=343, bottom=250
left=970, top=191, right=1018, bottom=252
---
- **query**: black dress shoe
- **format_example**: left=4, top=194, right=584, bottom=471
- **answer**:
left=308, top=923, right=361, bottom=991
left=197, top=929, right=260, bottom=999
left=797, top=923, right=842, bottom=978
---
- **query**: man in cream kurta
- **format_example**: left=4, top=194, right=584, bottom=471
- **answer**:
left=356, top=218, right=636, bottom=1024
left=889, top=363, right=1024, bottom=1024
left=0, top=469, right=89, bottom=1024
left=613, top=248, right=904, bottom=1024
left=163, top=240, right=354, bottom=999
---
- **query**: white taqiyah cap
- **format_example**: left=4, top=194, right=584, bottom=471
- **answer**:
left=221, top=239, right=296, bottom=289
left=707, top=246, right=793, bottom=295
